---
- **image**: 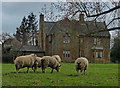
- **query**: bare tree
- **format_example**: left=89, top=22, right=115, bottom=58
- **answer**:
left=0, top=32, right=12, bottom=47
left=48, top=1, right=120, bottom=34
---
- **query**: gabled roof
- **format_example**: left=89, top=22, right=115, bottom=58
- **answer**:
left=4, top=38, right=21, bottom=48
left=44, top=19, right=110, bottom=37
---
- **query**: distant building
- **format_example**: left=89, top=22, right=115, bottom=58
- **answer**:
left=3, top=38, right=45, bottom=57
left=16, top=45, right=45, bottom=57
left=38, top=14, right=110, bottom=63
left=3, top=38, right=21, bottom=48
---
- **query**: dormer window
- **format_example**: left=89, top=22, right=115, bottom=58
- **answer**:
left=63, top=33, right=70, bottom=43
left=94, top=38, right=101, bottom=45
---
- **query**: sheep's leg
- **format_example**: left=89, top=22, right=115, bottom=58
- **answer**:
left=76, top=69, right=79, bottom=76
left=34, top=66, right=37, bottom=73
left=32, top=66, right=34, bottom=71
left=32, top=66, right=35, bottom=72
left=80, top=70, right=83, bottom=75
left=16, top=69, right=19, bottom=74
left=84, top=69, right=86, bottom=75
left=15, top=65, right=19, bottom=74
left=27, top=67, right=29, bottom=73
left=51, top=68, right=53, bottom=73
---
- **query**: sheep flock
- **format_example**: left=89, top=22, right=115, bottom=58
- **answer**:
left=14, top=54, right=88, bottom=76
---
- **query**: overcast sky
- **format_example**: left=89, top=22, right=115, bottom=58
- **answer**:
left=1, top=1, right=119, bottom=37
left=2, top=2, right=52, bottom=35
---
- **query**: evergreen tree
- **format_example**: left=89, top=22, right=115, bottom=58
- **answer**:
left=14, top=16, right=29, bottom=45
left=14, top=27, right=21, bottom=42
left=14, top=13, right=38, bottom=45
left=27, top=12, right=38, bottom=46
left=111, top=37, right=120, bottom=63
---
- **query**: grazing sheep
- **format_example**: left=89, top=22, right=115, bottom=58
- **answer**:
left=52, top=55, right=61, bottom=64
left=75, top=57, right=88, bottom=76
left=41, top=56, right=61, bottom=73
left=33, top=57, right=42, bottom=72
left=36, top=57, right=42, bottom=68
left=14, top=54, right=38, bottom=73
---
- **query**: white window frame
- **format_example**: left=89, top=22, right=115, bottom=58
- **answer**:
left=94, top=38, right=97, bottom=44
left=97, top=38, right=101, bottom=45
left=63, top=50, right=70, bottom=58
left=63, top=34, right=70, bottom=43
left=94, top=38, right=101, bottom=45
left=95, top=51, right=103, bottom=59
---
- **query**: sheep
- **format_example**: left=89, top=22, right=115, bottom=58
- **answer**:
left=35, top=57, right=42, bottom=68
left=52, top=55, right=61, bottom=64
left=41, top=56, right=61, bottom=73
left=14, top=54, right=38, bottom=73
left=33, top=57, right=42, bottom=72
left=75, top=57, right=88, bottom=76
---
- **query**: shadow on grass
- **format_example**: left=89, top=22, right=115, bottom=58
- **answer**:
left=67, top=74, right=87, bottom=77
left=67, top=74, right=78, bottom=77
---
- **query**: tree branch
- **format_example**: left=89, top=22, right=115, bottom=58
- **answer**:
left=73, top=6, right=120, bottom=18
left=107, top=17, right=120, bottom=26
left=86, top=6, right=120, bottom=17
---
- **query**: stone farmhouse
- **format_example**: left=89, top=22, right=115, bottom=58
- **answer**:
left=37, top=14, right=110, bottom=63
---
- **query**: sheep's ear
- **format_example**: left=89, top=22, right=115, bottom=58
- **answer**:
left=59, top=64, right=61, bottom=67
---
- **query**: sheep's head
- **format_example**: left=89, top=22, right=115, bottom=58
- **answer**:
left=77, top=62, right=81, bottom=69
left=31, top=54, right=37, bottom=59
left=34, top=60, right=39, bottom=67
left=41, top=59, right=47, bottom=73
left=56, top=64, right=61, bottom=72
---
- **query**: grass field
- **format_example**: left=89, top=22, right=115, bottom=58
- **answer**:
left=2, top=63, right=119, bottom=86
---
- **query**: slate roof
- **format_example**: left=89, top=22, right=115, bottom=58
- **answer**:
left=18, top=45, right=45, bottom=53
left=44, top=19, right=110, bottom=37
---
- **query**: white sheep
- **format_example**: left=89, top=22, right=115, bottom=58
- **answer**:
left=41, top=56, right=61, bottom=73
left=36, top=57, right=42, bottom=68
left=33, top=57, right=42, bottom=72
left=14, top=54, right=38, bottom=73
left=52, top=55, right=61, bottom=64
left=75, top=57, right=88, bottom=76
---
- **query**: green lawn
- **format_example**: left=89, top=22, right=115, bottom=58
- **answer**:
left=2, top=63, right=119, bottom=86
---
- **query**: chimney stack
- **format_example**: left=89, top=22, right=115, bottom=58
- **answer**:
left=38, top=13, right=46, bottom=51
left=79, top=14, right=84, bottom=22
left=40, top=13, right=44, bottom=23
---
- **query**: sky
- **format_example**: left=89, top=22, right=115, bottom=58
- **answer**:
left=2, top=2, right=52, bottom=35
left=1, top=1, right=119, bottom=38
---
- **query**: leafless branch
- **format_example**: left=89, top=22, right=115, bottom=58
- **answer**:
left=107, top=17, right=120, bottom=26
left=86, top=6, right=120, bottom=17
left=72, top=5, right=120, bottom=18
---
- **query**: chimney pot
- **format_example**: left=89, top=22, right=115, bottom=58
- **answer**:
left=79, top=14, right=84, bottom=21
